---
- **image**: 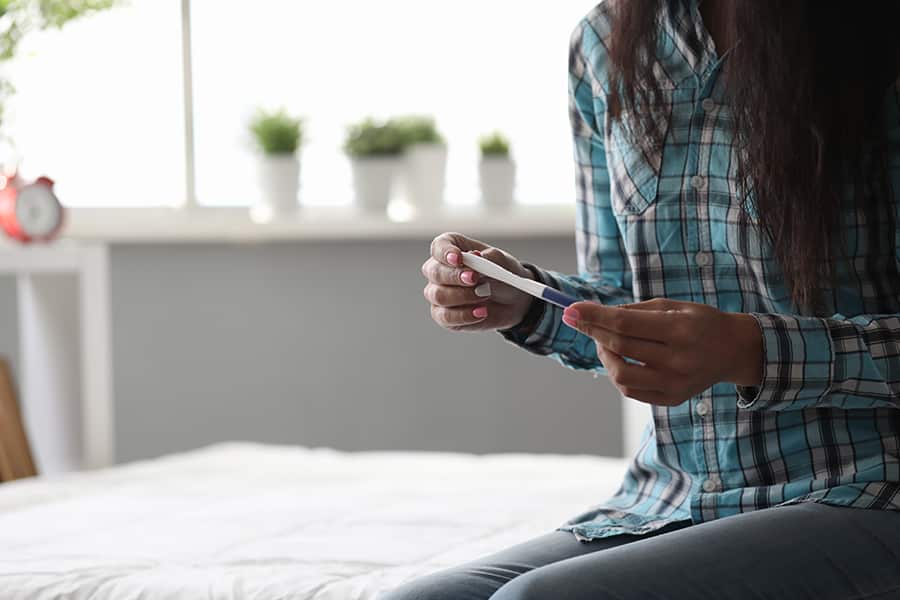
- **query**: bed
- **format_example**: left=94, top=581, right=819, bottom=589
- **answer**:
left=0, top=443, right=627, bottom=599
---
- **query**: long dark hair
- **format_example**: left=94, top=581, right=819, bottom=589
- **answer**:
left=607, top=0, right=900, bottom=312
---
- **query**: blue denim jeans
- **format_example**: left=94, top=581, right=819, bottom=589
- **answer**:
left=381, top=503, right=900, bottom=599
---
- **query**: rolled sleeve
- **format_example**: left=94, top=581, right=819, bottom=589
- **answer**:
left=736, top=313, right=834, bottom=410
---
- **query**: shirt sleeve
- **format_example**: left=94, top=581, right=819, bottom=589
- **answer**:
left=736, top=80, right=900, bottom=411
left=500, top=17, right=633, bottom=373
left=735, top=313, right=900, bottom=410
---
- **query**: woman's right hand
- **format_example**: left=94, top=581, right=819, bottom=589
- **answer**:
left=422, top=232, right=535, bottom=332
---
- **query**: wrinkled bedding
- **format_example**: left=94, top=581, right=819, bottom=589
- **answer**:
left=0, top=443, right=627, bottom=599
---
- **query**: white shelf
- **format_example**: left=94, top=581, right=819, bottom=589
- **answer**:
left=0, top=241, right=96, bottom=271
left=59, top=204, right=576, bottom=243
left=0, top=242, right=113, bottom=474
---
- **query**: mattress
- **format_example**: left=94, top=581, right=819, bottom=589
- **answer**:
left=0, top=443, right=627, bottom=600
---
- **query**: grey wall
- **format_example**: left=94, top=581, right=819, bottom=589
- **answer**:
left=2, top=238, right=623, bottom=463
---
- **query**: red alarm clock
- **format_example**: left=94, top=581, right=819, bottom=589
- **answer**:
left=0, top=174, right=65, bottom=243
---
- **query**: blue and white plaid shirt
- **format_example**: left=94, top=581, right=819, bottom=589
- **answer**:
left=504, top=0, right=900, bottom=541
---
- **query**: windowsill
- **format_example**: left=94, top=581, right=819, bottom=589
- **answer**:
left=58, top=204, right=576, bottom=243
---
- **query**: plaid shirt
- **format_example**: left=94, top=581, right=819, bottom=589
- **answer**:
left=503, top=0, right=900, bottom=541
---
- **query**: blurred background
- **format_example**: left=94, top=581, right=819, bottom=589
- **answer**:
left=0, top=0, right=625, bottom=472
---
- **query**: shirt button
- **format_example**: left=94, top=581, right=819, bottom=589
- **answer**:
left=691, top=175, right=706, bottom=190
left=695, top=252, right=712, bottom=267
left=702, top=478, right=719, bottom=493
left=701, top=98, right=716, bottom=112
left=696, top=401, right=710, bottom=417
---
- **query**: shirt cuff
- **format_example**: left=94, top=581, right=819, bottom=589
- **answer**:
left=498, top=263, right=565, bottom=350
left=735, top=313, right=834, bottom=410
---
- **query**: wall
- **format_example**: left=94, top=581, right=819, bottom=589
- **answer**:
left=2, top=237, right=624, bottom=463
left=0, top=276, right=19, bottom=380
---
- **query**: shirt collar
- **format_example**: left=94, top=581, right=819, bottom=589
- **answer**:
left=663, top=0, right=719, bottom=78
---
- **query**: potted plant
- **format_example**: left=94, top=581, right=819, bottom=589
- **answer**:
left=478, top=131, right=515, bottom=209
left=249, top=108, right=303, bottom=218
left=344, top=118, right=404, bottom=213
left=392, top=115, right=447, bottom=212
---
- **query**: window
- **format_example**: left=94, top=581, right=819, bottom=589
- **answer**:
left=5, top=0, right=595, bottom=209
left=5, top=0, right=185, bottom=207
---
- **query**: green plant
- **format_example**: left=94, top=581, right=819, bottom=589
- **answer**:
left=0, top=0, right=118, bottom=125
left=249, top=108, right=303, bottom=155
left=479, top=131, right=510, bottom=157
left=390, top=115, right=444, bottom=146
left=343, top=118, right=404, bottom=157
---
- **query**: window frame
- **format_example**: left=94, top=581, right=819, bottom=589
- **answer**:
left=52, top=0, right=577, bottom=240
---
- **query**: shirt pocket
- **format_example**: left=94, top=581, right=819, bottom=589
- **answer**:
left=606, top=111, right=667, bottom=216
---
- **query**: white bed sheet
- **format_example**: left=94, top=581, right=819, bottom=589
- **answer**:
left=0, top=443, right=627, bottom=600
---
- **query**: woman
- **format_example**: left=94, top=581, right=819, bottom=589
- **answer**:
left=388, top=1, right=900, bottom=598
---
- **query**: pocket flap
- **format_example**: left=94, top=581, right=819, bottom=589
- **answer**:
left=608, top=119, right=662, bottom=215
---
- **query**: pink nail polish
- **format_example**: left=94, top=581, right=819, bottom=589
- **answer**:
left=447, top=252, right=460, bottom=266
left=473, top=306, right=488, bottom=319
left=562, top=315, right=578, bottom=328
left=461, top=271, right=476, bottom=285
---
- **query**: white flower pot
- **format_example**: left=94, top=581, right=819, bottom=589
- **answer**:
left=479, top=157, right=516, bottom=209
left=350, top=156, right=401, bottom=214
left=255, top=154, right=300, bottom=218
left=403, top=143, right=447, bottom=212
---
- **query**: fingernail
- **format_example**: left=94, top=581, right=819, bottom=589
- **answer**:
left=474, top=282, right=491, bottom=297
left=461, top=271, right=476, bottom=285
left=473, top=306, right=488, bottom=319
left=564, top=308, right=580, bottom=322
left=447, top=252, right=460, bottom=266
left=562, top=315, right=578, bottom=328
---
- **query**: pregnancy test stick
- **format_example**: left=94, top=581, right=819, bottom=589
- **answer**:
left=461, top=253, right=580, bottom=308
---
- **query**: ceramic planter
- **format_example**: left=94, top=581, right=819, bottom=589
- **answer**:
left=403, top=143, right=447, bottom=212
left=256, top=154, right=300, bottom=217
left=479, top=156, right=516, bottom=209
left=350, top=156, right=401, bottom=214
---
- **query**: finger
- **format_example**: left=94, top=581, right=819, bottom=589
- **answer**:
left=584, top=324, right=670, bottom=367
left=431, top=304, right=490, bottom=328
left=445, top=302, right=513, bottom=332
left=430, top=232, right=488, bottom=267
left=599, top=347, right=682, bottom=405
left=480, top=247, right=509, bottom=268
left=619, top=297, right=683, bottom=312
left=425, top=282, right=492, bottom=307
left=479, top=246, right=528, bottom=277
left=421, top=258, right=481, bottom=286
left=597, top=345, right=667, bottom=392
left=564, top=302, right=676, bottom=343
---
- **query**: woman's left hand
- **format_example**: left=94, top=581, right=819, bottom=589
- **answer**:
left=562, top=299, right=763, bottom=406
